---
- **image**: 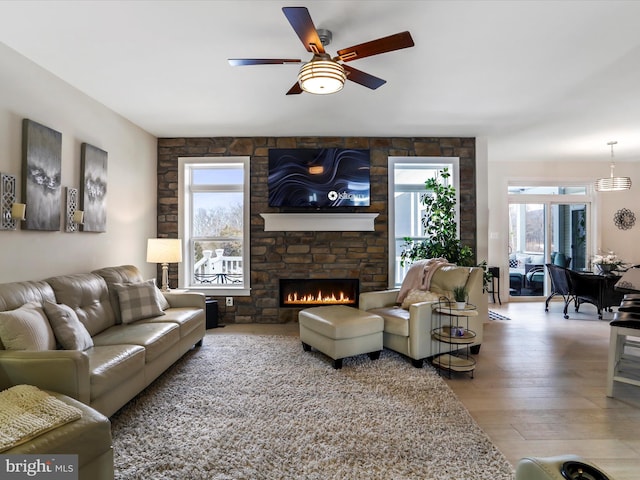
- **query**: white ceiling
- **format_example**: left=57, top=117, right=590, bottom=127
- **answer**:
left=1, top=0, right=640, bottom=164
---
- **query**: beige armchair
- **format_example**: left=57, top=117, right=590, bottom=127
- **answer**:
left=359, top=265, right=486, bottom=367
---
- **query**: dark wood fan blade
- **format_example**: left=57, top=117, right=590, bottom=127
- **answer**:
left=228, top=58, right=301, bottom=66
left=282, top=7, right=325, bottom=54
left=336, top=31, right=414, bottom=62
left=286, top=82, right=303, bottom=95
left=343, top=64, right=386, bottom=90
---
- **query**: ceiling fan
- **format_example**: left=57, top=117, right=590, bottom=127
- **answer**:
left=228, top=6, right=415, bottom=95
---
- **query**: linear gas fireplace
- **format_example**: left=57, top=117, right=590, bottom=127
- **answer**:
left=279, top=278, right=359, bottom=308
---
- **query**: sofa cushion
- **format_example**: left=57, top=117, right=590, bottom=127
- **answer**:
left=529, top=255, right=545, bottom=265
left=45, top=273, right=116, bottom=337
left=368, top=306, right=410, bottom=337
left=92, top=322, right=180, bottom=363
left=0, top=280, right=57, bottom=314
left=113, top=281, right=166, bottom=324
left=0, top=302, right=56, bottom=351
left=400, top=289, right=441, bottom=309
left=86, top=344, right=146, bottom=401
left=134, top=307, right=202, bottom=338
left=43, top=300, right=94, bottom=351
left=515, top=254, right=532, bottom=267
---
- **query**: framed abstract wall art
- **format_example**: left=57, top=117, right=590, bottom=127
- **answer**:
left=80, top=143, right=108, bottom=232
left=22, top=119, right=62, bottom=231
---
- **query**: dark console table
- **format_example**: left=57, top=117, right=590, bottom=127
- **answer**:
left=487, top=266, right=501, bottom=305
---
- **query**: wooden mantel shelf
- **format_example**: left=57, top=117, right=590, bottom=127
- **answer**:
left=260, top=213, right=379, bottom=232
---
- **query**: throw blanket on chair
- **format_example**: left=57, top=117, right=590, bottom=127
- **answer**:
left=0, top=385, right=82, bottom=452
left=396, top=258, right=452, bottom=304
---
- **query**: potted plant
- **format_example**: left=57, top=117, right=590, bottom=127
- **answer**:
left=453, top=285, right=468, bottom=309
left=400, top=168, right=491, bottom=289
left=592, top=251, right=623, bottom=275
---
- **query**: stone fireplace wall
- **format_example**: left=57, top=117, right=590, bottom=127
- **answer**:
left=157, top=137, right=476, bottom=324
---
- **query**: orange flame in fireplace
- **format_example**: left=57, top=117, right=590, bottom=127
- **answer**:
left=285, top=290, right=353, bottom=305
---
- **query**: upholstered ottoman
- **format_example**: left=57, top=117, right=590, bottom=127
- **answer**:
left=298, top=305, right=384, bottom=369
left=3, top=387, right=114, bottom=480
left=515, top=455, right=612, bottom=480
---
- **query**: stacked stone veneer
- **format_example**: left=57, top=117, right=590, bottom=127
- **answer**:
left=157, top=137, right=476, bottom=324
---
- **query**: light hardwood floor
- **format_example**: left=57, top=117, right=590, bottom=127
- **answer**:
left=210, top=300, right=640, bottom=479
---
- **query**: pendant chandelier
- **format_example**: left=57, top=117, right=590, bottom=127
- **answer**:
left=594, top=141, right=632, bottom=192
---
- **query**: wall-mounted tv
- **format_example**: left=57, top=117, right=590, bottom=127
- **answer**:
left=268, top=148, right=370, bottom=208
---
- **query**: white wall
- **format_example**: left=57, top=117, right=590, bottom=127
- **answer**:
left=0, top=42, right=158, bottom=283
left=487, top=158, right=640, bottom=301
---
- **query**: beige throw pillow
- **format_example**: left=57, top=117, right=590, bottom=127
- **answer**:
left=114, top=280, right=166, bottom=324
left=43, top=300, right=94, bottom=351
left=431, top=266, right=470, bottom=292
left=401, top=289, right=442, bottom=309
left=0, top=302, right=56, bottom=351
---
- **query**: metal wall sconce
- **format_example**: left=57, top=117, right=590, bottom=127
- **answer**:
left=65, top=187, right=84, bottom=232
left=1, top=172, right=25, bottom=230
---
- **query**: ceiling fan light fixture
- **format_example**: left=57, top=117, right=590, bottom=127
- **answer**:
left=298, top=55, right=346, bottom=95
left=595, top=141, right=632, bottom=192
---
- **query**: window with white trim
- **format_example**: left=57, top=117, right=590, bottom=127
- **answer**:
left=388, top=157, right=459, bottom=287
left=179, top=157, right=250, bottom=295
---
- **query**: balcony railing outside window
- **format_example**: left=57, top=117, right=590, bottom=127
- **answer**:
left=193, top=249, right=243, bottom=285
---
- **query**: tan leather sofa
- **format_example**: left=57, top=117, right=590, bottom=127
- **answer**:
left=0, top=265, right=205, bottom=417
left=359, top=265, right=486, bottom=367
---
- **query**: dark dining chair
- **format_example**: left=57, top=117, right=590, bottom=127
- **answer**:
left=544, top=263, right=573, bottom=318
left=607, top=306, right=640, bottom=398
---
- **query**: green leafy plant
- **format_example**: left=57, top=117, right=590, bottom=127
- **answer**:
left=400, top=167, right=491, bottom=289
left=453, top=285, right=468, bottom=302
left=400, top=168, right=474, bottom=266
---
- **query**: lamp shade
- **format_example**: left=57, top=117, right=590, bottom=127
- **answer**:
left=595, top=141, right=632, bottom=192
left=594, top=176, right=632, bottom=192
left=298, top=56, right=346, bottom=95
left=147, top=238, right=182, bottom=263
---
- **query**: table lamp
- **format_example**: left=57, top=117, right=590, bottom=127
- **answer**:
left=147, top=238, right=182, bottom=291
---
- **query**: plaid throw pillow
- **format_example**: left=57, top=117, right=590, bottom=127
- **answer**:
left=113, top=281, right=166, bottom=324
left=148, top=279, right=170, bottom=310
left=509, top=258, right=518, bottom=268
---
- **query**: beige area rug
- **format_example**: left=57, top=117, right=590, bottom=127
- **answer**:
left=111, top=334, right=515, bottom=480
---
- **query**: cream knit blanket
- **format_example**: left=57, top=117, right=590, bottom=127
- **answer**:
left=0, top=385, right=82, bottom=452
left=396, top=257, right=452, bottom=303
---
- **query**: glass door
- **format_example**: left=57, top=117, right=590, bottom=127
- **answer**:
left=508, top=185, right=590, bottom=299
left=550, top=204, right=587, bottom=271
left=508, top=203, right=546, bottom=297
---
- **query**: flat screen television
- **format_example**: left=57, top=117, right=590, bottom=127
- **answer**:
left=268, top=148, right=370, bottom=208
